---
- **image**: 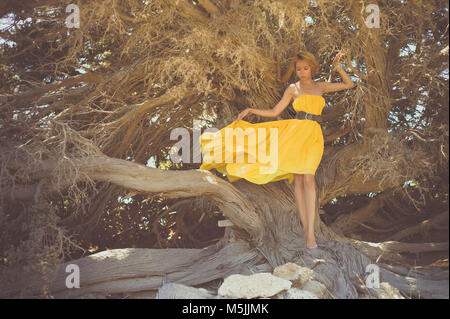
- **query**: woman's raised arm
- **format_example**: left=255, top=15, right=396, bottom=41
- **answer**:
left=319, top=49, right=355, bottom=94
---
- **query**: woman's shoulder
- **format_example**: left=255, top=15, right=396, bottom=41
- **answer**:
left=286, top=83, right=297, bottom=96
left=287, top=82, right=299, bottom=91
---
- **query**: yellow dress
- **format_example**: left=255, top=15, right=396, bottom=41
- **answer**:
left=199, top=90, right=325, bottom=185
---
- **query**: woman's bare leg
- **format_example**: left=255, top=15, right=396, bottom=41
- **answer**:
left=293, top=174, right=308, bottom=242
left=304, top=174, right=317, bottom=247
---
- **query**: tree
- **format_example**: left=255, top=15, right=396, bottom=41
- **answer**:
left=0, top=0, right=448, bottom=298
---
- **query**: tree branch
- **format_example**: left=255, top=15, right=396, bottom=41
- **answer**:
left=386, top=211, right=449, bottom=241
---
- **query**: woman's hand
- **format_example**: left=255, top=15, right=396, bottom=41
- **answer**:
left=235, top=108, right=253, bottom=123
left=332, top=49, right=345, bottom=69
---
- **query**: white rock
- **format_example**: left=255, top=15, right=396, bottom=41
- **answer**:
left=273, top=262, right=314, bottom=288
left=302, top=280, right=327, bottom=298
left=156, top=283, right=216, bottom=299
left=218, top=273, right=291, bottom=299
left=277, top=288, right=318, bottom=299
left=369, top=282, right=405, bottom=299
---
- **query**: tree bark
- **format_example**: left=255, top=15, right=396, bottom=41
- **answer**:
left=3, top=154, right=446, bottom=299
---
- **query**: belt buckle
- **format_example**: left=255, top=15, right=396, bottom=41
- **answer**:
left=305, top=113, right=311, bottom=120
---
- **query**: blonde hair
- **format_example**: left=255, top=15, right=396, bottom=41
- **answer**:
left=295, top=51, right=319, bottom=75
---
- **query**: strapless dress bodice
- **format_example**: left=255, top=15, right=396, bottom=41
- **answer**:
left=293, top=94, right=326, bottom=115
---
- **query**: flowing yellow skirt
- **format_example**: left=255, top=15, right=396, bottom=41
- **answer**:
left=199, top=118, right=324, bottom=184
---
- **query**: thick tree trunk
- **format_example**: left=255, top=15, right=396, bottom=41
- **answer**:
left=5, top=154, right=447, bottom=299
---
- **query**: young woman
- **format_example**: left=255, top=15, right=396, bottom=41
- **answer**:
left=199, top=49, right=354, bottom=249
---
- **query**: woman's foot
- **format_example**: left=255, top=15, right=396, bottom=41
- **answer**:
left=306, top=235, right=317, bottom=249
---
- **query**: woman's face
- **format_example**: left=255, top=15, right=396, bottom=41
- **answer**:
left=295, top=60, right=312, bottom=80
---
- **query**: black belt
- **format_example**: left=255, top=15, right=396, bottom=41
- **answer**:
left=295, top=110, right=323, bottom=124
